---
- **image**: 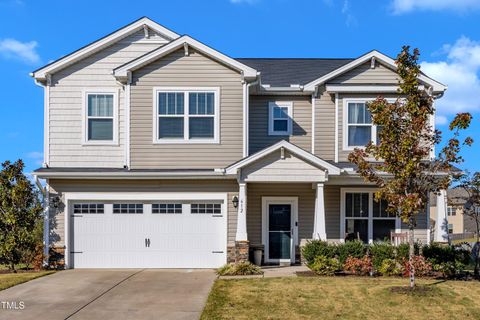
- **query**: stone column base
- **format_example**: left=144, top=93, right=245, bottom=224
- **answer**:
left=235, top=240, right=250, bottom=263
left=49, top=246, right=65, bottom=269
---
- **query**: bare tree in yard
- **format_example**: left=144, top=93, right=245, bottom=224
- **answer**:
left=0, top=160, right=43, bottom=272
left=455, top=172, right=480, bottom=277
left=348, top=46, right=473, bottom=288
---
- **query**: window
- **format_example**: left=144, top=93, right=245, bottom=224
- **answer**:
left=448, top=224, right=453, bottom=234
left=73, top=204, right=104, bottom=214
left=447, top=206, right=456, bottom=216
left=84, top=91, right=117, bottom=144
left=152, top=203, right=182, bottom=214
left=268, top=102, right=293, bottom=135
left=154, top=88, right=219, bottom=143
left=113, top=204, right=143, bottom=214
left=342, top=190, right=399, bottom=243
left=191, top=203, right=222, bottom=214
left=346, top=102, right=373, bottom=148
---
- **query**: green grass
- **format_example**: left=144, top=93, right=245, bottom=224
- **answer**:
left=201, top=276, right=480, bottom=320
left=0, top=271, right=55, bottom=291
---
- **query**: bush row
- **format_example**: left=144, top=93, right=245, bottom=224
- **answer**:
left=302, top=240, right=471, bottom=277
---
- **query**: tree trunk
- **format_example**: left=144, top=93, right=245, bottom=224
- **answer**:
left=409, top=223, right=415, bottom=288
left=475, top=219, right=480, bottom=277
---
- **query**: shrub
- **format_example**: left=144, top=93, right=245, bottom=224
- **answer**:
left=337, top=241, right=366, bottom=264
left=302, top=240, right=337, bottom=265
left=344, top=255, right=372, bottom=276
left=403, top=256, right=432, bottom=277
left=216, top=262, right=263, bottom=276
left=309, top=255, right=341, bottom=276
left=423, top=243, right=470, bottom=266
left=378, top=258, right=402, bottom=276
left=369, top=242, right=395, bottom=271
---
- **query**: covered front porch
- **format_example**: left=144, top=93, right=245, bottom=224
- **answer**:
left=225, top=141, right=435, bottom=265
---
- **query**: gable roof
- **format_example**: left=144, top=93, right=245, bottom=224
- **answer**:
left=225, top=140, right=341, bottom=175
left=236, top=58, right=353, bottom=87
left=113, top=35, right=258, bottom=81
left=303, top=50, right=447, bottom=92
left=31, top=17, right=179, bottom=81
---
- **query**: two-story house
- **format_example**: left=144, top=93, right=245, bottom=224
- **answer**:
left=32, top=17, right=449, bottom=269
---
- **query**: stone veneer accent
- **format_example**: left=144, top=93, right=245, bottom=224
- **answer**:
left=49, top=246, right=65, bottom=269
left=234, top=240, right=249, bottom=263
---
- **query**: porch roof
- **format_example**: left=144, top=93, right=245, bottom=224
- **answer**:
left=225, top=140, right=342, bottom=176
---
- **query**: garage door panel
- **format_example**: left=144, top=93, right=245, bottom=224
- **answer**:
left=72, top=199, right=227, bottom=268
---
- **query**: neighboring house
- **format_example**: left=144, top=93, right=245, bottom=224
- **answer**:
left=430, top=188, right=479, bottom=239
left=31, top=17, right=449, bottom=269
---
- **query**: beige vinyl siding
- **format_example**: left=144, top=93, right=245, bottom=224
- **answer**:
left=330, top=61, right=399, bottom=84
left=246, top=183, right=316, bottom=246
left=130, top=49, right=244, bottom=169
left=249, top=95, right=312, bottom=154
left=48, top=28, right=167, bottom=168
left=48, top=179, right=238, bottom=247
left=314, top=88, right=335, bottom=161
left=241, top=150, right=326, bottom=182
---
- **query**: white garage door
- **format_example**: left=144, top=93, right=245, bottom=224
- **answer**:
left=71, top=200, right=227, bottom=268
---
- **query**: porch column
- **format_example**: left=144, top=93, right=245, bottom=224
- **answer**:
left=434, top=189, right=449, bottom=242
left=235, top=182, right=249, bottom=262
left=313, top=183, right=327, bottom=240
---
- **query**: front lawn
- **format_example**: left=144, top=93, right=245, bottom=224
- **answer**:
left=202, top=277, right=480, bottom=320
left=0, top=271, right=54, bottom=291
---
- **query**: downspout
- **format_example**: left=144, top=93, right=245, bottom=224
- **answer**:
left=242, top=77, right=260, bottom=157
left=35, top=175, right=49, bottom=267
left=34, top=77, right=50, bottom=168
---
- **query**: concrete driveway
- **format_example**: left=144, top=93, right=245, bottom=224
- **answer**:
left=0, top=269, right=216, bottom=320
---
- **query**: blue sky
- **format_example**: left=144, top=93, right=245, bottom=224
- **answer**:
left=0, top=0, right=479, bottom=174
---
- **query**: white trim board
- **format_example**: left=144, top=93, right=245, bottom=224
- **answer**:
left=114, top=35, right=258, bottom=81
left=262, top=197, right=298, bottom=264
left=31, top=17, right=179, bottom=81
left=304, top=50, right=447, bottom=93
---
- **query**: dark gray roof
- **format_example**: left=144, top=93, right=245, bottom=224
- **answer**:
left=235, top=58, right=354, bottom=87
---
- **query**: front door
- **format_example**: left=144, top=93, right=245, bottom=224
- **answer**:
left=263, top=197, right=298, bottom=264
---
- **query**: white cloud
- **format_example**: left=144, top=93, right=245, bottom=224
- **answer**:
left=26, top=151, right=43, bottom=166
left=341, top=0, right=357, bottom=27
left=0, top=38, right=40, bottom=64
left=392, top=0, right=480, bottom=14
left=421, top=36, right=480, bottom=124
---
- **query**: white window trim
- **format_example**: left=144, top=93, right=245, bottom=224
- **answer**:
left=82, top=88, right=119, bottom=146
left=268, top=101, right=293, bottom=136
left=340, top=188, right=401, bottom=244
left=342, top=98, right=396, bottom=151
left=152, top=87, right=220, bottom=144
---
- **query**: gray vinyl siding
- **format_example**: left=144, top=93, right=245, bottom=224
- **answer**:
left=249, top=95, right=312, bottom=154
left=48, top=179, right=238, bottom=247
left=130, top=49, right=244, bottom=169
left=48, top=28, right=167, bottom=168
left=314, top=87, right=335, bottom=161
left=330, top=61, right=399, bottom=84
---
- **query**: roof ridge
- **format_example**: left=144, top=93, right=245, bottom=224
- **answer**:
left=235, top=57, right=355, bottom=60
